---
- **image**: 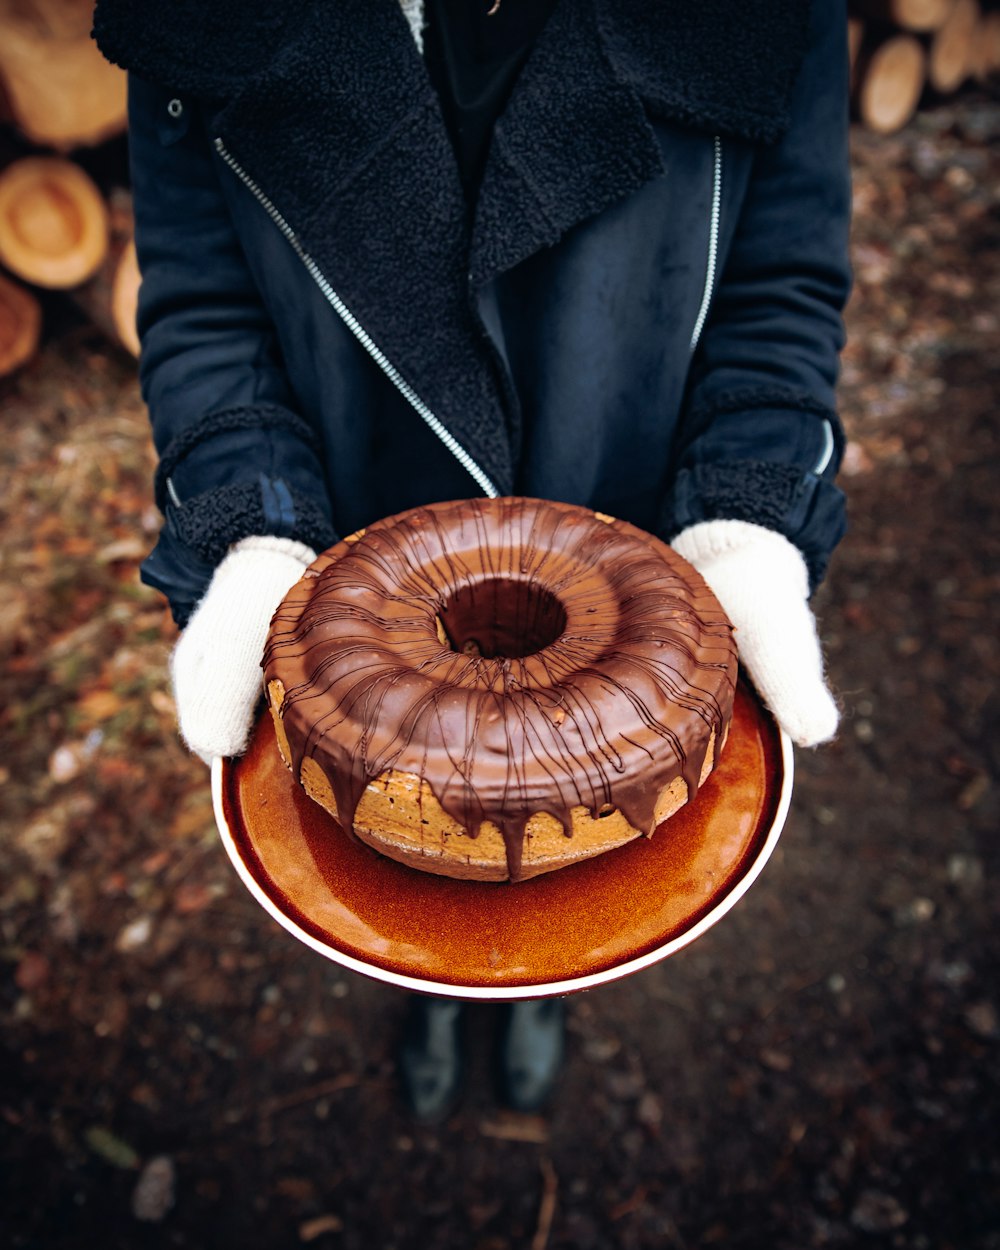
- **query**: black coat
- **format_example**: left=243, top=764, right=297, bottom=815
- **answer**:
left=94, top=0, right=851, bottom=626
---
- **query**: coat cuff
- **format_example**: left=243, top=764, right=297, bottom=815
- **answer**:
left=662, top=389, right=848, bottom=590
left=141, top=485, right=337, bottom=628
left=153, top=403, right=327, bottom=511
left=661, top=458, right=846, bottom=591
left=167, top=480, right=335, bottom=566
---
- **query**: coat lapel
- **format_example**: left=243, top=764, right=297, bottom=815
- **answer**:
left=208, top=0, right=674, bottom=483
left=470, top=0, right=666, bottom=289
left=470, top=0, right=809, bottom=287
left=592, top=0, right=811, bottom=145
left=211, top=0, right=517, bottom=495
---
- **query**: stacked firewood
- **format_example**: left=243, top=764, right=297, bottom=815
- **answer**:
left=1, top=1, right=998, bottom=375
left=0, top=0, right=137, bottom=379
left=850, top=0, right=1000, bottom=133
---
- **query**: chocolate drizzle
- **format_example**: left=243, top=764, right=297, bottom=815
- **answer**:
left=263, top=498, right=737, bottom=880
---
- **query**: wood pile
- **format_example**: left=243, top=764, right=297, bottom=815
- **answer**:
left=0, top=0, right=126, bottom=149
left=850, top=0, right=1000, bottom=133
left=0, top=1, right=997, bottom=376
left=0, top=0, right=135, bottom=379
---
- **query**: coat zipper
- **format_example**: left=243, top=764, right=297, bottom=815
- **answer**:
left=212, top=138, right=499, bottom=499
left=685, top=135, right=836, bottom=479
left=689, top=135, right=722, bottom=354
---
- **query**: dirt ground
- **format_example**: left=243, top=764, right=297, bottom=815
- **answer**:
left=2, top=95, right=998, bottom=1249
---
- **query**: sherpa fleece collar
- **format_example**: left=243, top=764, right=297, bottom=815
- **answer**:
left=93, top=0, right=810, bottom=495
left=93, top=0, right=810, bottom=143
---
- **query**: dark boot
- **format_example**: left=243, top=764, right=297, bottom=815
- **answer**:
left=398, top=996, right=465, bottom=1122
left=496, top=999, right=566, bottom=1112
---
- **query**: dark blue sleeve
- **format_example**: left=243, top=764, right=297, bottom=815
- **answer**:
left=128, top=74, right=336, bottom=625
left=662, top=0, right=851, bottom=589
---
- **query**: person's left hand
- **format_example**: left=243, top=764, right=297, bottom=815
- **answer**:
left=671, top=519, right=839, bottom=746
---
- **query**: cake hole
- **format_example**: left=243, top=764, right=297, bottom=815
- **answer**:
left=438, top=577, right=567, bottom=660
left=596, top=803, right=615, bottom=819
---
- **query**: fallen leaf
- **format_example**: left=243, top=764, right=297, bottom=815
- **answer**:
left=150, top=689, right=175, bottom=717
left=275, top=1176, right=319, bottom=1202
left=15, top=951, right=50, bottom=991
left=49, top=744, right=83, bottom=783
left=132, top=1155, right=176, bottom=1221
left=63, top=536, right=97, bottom=558
left=479, top=1113, right=549, bottom=1144
left=299, top=1214, right=344, bottom=1241
left=77, top=690, right=124, bottom=721
left=115, top=916, right=154, bottom=952
left=84, top=1126, right=140, bottom=1170
left=759, top=1048, right=793, bottom=1073
left=173, top=881, right=216, bottom=915
left=169, top=795, right=215, bottom=841
left=97, top=537, right=148, bottom=564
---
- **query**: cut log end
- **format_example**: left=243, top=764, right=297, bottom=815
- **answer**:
left=849, top=17, right=866, bottom=76
left=111, top=238, right=141, bottom=358
left=0, top=271, right=42, bottom=378
left=0, top=4, right=127, bottom=150
left=0, top=157, right=109, bottom=288
left=929, top=0, right=981, bottom=94
left=855, top=0, right=958, bottom=34
left=857, top=34, right=927, bottom=135
left=969, top=11, right=1000, bottom=82
left=66, top=191, right=141, bottom=357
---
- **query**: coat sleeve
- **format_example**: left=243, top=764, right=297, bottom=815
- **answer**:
left=660, top=0, right=851, bottom=589
left=127, top=74, right=337, bottom=626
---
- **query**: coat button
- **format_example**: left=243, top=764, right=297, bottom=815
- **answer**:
left=167, top=98, right=184, bottom=119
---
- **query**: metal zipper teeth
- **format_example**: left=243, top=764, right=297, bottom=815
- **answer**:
left=685, top=135, right=836, bottom=479
left=689, top=135, right=723, bottom=354
left=212, top=138, right=499, bottom=499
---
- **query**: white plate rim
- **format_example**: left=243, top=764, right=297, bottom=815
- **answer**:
left=212, top=728, right=793, bottom=1001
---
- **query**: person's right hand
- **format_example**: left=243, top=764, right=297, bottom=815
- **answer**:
left=169, top=535, right=316, bottom=765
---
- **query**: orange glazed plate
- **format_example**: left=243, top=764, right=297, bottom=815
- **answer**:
left=212, top=680, right=791, bottom=1000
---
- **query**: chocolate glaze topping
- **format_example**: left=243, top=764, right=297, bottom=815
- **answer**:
left=263, top=498, right=738, bottom=880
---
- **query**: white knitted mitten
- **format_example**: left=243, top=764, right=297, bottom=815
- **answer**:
left=170, top=535, right=316, bottom=764
left=671, top=520, right=839, bottom=747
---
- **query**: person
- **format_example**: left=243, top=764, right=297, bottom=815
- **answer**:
left=94, top=0, right=852, bottom=1120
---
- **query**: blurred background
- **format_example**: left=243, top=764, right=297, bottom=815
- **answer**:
left=1, top=2, right=998, bottom=1246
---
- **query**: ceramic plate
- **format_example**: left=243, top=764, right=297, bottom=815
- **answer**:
left=213, top=681, right=792, bottom=1000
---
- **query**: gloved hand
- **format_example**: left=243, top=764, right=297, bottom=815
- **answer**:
left=169, top=535, right=316, bottom=764
left=671, top=519, right=839, bottom=747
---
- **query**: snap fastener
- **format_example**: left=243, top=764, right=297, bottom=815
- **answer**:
left=167, top=98, right=184, bottom=119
